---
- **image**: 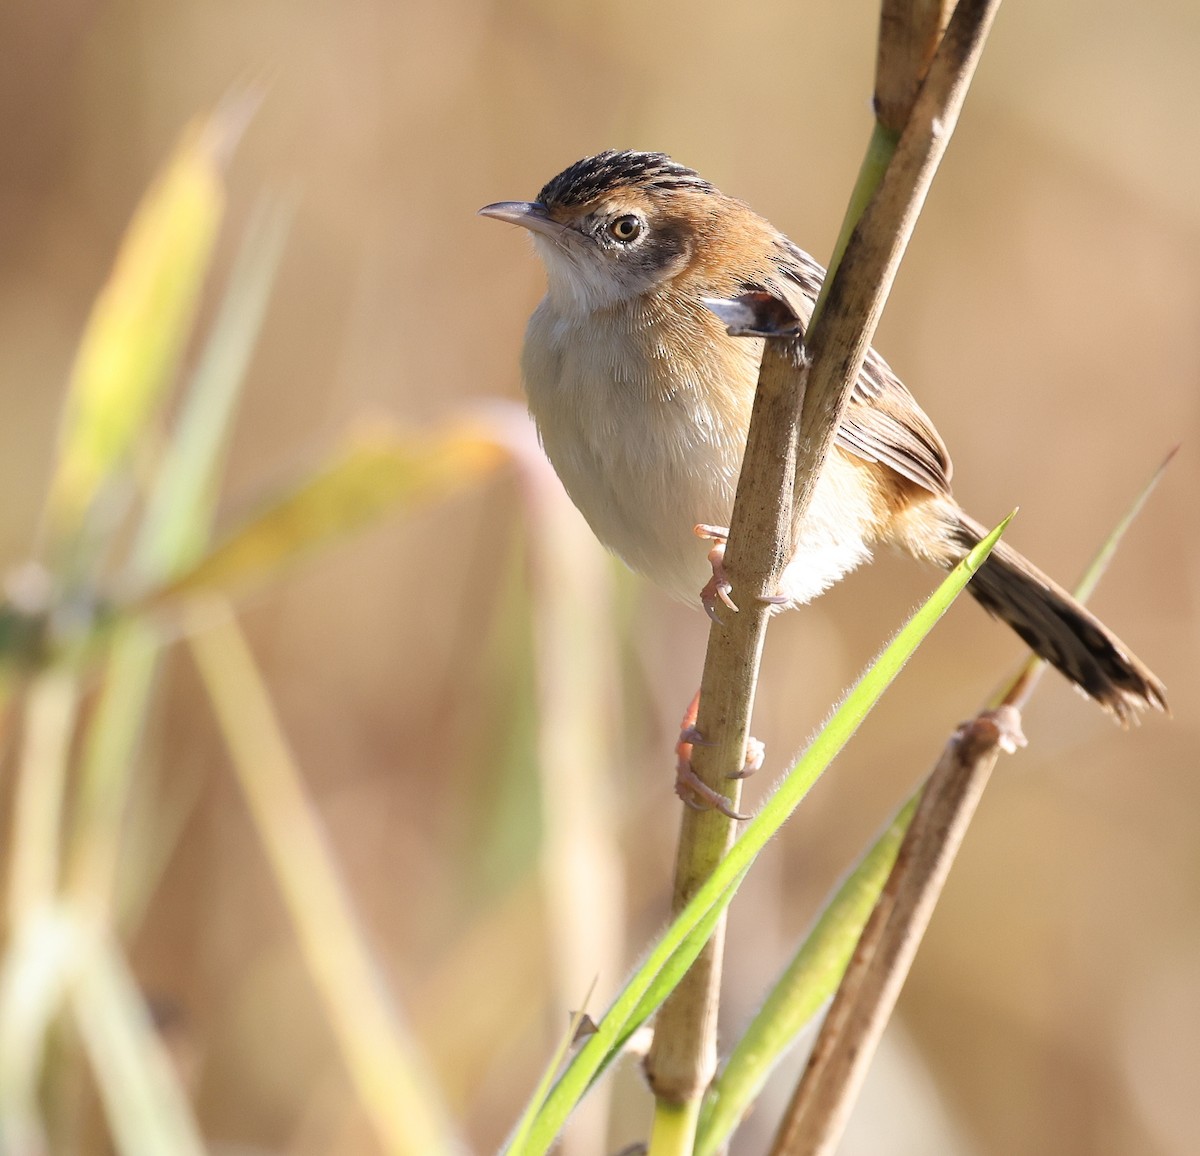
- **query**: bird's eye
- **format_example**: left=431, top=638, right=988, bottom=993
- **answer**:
left=608, top=215, right=642, bottom=243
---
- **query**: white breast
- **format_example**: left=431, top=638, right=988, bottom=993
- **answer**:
left=521, top=296, right=881, bottom=608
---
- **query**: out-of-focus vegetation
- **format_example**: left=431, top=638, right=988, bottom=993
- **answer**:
left=0, top=107, right=508, bottom=1156
left=0, top=3, right=1196, bottom=1154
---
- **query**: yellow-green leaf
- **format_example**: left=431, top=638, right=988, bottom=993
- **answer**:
left=132, top=193, right=293, bottom=583
left=47, top=112, right=231, bottom=540
left=156, top=423, right=506, bottom=603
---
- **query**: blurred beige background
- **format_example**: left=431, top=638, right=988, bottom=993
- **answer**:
left=2, top=1, right=1198, bottom=1154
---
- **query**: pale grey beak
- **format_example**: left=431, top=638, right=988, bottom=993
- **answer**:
left=477, top=200, right=566, bottom=240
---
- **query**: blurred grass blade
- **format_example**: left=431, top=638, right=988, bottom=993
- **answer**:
left=112, top=747, right=206, bottom=936
left=64, top=620, right=161, bottom=918
left=188, top=602, right=461, bottom=1156
left=66, top=198, right=291, bottom=922
left=71, top=931, right=206, bottom=1156
left=154, top=423, right=505, bottom=605
left=7, top=669, right=79, bottom=926
left=46, top=110, right=235, bottom=548
left=132, top=192, right=293, bottom=583
left=694, top=798, right=917, bottom=1155
left=508, top=408, right=627, bottom=1148
left=0, top=904, right=83, bottom=1155
left=507, top=518, right=1010, bottom=1155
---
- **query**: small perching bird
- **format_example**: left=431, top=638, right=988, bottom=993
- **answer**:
left=480, top=150, right=1166, bottom=725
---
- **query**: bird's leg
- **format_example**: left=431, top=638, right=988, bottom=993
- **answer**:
left=673, top=688, right=760, bottom=820
left=694, top=524, right=737, bottom=621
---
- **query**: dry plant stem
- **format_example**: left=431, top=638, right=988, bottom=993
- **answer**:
left=769, top=706, right=1021, bottom=1156
left=765, top=4, right=1004, bottom=1151
left=794, top=0, right=1002, bottom=542
left=645, top=338, right=808, bottom=1107
left=876, top=1, right=955, bottom=132
left=646, top=0, right=1001, bottom=1118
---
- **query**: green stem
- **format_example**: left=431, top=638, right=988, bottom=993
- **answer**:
left=810, top=121, right=901, bottom=330
left=649, top=1097, right=703, bottom=1156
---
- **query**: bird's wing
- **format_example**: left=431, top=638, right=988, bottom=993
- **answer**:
left=836, top=348, right=954, bottom=495
left=764, top=239, right=954, bottom=496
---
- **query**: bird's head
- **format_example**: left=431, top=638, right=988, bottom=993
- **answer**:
left=479, top=150, right=728, bottom=315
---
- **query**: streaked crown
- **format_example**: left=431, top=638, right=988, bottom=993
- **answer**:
left=537, top=150, right=714, bottom=209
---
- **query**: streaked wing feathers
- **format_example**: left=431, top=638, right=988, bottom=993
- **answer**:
left=765, top=239, right=953, bottom=496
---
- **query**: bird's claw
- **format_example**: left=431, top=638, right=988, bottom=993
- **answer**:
left=674, top=761, right=750, bottom=820
left=701, top=575, right=738, bottom=622
left=695, top=524, right=738, bottom=619
left=674, top=692, right=761, bottom=818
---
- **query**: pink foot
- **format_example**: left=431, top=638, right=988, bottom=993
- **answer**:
left=672, top=690, right=760, bottom=819
left=694, top=524, right=737, bottom=620
left=694, top=524, right=791, bottom=614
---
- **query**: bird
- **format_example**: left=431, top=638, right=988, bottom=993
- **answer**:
left=479, top=149, right=1166, bottom=733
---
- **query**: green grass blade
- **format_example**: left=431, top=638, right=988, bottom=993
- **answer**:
left=132, top=192, right=293, bottom=583
left=694, top=797, right=917, bottom=1154
left=505, top=985, right=599, bottom=1154
left=623, top=875, right=745, bottom=1052
left=1073, top=446, right=1176, bottom=606
left=46, top=112, right=232, bottom=554
left=507, top=516, right=1011, bottom=1155
left=508, top=875, right=743, bottom=1154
